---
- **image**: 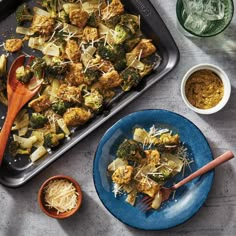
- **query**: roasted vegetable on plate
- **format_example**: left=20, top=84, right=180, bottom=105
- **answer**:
left=108, top=126, right=193, bottom=210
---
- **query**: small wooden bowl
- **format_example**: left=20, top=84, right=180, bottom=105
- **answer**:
left=38, top=175, right=82, bottom=219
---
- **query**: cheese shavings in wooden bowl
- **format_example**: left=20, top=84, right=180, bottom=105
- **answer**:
left=38, top=175, right=82, bottom=219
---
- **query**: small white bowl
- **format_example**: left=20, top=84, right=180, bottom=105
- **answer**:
left=181, top=64, right=231, bottom=115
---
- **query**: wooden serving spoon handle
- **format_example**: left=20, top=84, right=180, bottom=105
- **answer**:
left=0, top=55, right=41, bottom=166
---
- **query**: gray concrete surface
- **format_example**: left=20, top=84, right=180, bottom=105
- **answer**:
left=0, top=0, right=236, bottom=235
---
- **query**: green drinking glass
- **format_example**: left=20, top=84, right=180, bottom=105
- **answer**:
left=176, top=0, right=234, bottom=37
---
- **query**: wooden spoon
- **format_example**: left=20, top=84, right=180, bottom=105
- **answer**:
left=0, top=55, right=42, bottom=166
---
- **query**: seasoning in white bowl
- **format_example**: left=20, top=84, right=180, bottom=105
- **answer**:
left=181, top=64, right=231, bottom=115
left=185, top=69, right=224, bottom=109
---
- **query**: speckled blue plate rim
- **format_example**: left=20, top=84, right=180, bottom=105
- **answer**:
left=93, top=109, right=214, bottom=230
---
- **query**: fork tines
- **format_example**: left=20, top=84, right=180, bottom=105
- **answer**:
left=136, top=196, right=153, bottom=212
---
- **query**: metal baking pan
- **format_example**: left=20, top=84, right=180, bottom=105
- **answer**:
left=0, top=0, right=180, bottom=187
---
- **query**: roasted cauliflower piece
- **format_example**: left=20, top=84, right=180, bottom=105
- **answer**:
left=102, top=0, right=124, bottom=20
left=91, top=81, right=115, bottom=102
left=135, top=176, right=160, bottom=198
left=155, top=133, right=180, bottom=147
left=65, top=63, right=85, bottom=86
left=140, top=150, right=161, bottom=176
left=89, top=55, right=114, bottom=73
left=28, top=95, right=51, bottom=113
left=57, top=84, right=81, bottom=103
left=63, top=107, right=92, bottom=126
left=29, top=113, right=48, bottom=129
left=99, top=70, right=121, bottom=89
left=31, top=14, right=54, bottom=35
left=83, top=26, right=99, bottom=41
left=144, top=149, right=160, bottom=166
left=98, top=60, right=114, bottom=73
left=84, top=89, right=103, bottom=111
left=112, top=165, right=134, bottom=185
left=64, top=39, right=81, bottom=62
left=69, top=9, right=89, bottom=28
left=131, top=39, right=156, bottom=58
left=15, top=65, right=33, bottom=84
left=44, top=109, right=62, bottom=128
left=5, top=39, right=23, bottom=52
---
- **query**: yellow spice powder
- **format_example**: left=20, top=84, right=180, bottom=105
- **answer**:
left=185, top=69, right=224, bottom=109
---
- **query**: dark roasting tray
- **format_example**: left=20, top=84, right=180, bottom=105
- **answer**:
left=0, top=0, right=179, bottom=187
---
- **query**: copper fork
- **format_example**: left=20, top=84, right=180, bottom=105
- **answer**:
left=137, top=150, right=234, bottom=212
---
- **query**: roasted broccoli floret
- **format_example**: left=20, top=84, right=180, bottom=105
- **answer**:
left=87, top=12, right=100, bottom=27
left=16, top=66, right=34, bottom=84
left=116, top=44, right=126, bottom=57
left=113, top=14, right=139, bottom=44
left=159, top=166, right=174, bottom=180
left=84, top=89, right=103, bottom=111
left=41, top=0, right=58, bottom=17
left=150, top=161, right=177, bottom=182
left=114, top=24, right=132, bottom=44
left=84, top=69, right=101, bottom=84
left=45, top=58, right=68, bottom=78
left=97, top=44, right=125, bottom=63
left=46, top=63, right=68, bottom=76
left=30, top=113, right=48, bottom=129
left=97, top=44, right=117, bottom=62
left=120, top=68, right=141, bottom=91
left=116, top=139, right=145, bottom=161
left=124, top=37, right=140, bottom=52
left=58, top=10, right=69, bottom=23
left=15, top=3, right=33, bottom=25
left=113, top=45, right=126, bottom=71
left=9, top=141, right=31, bottom=157
left=31, top=57, right=46, bottom=79
left=120, top=14, right=139, bottom=34
left=52, top=100, right=71, bottom=115
left=139, top=53, right=160, bottom=78
left=114, top=58, right=126, bottom=72
left=44, top=133, right=65, bottom=148
left=104, top=15, right=121, bottom=28
left=141, top=53, right=160, bottom=67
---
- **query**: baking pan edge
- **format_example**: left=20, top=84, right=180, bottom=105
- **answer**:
left=0, top=0, right=180, bottom=187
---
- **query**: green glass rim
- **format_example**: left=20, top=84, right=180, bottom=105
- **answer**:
left=176, top=0, right=234, bottom=37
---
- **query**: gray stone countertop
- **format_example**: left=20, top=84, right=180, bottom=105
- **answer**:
left=0, top=0, right=236, bottom=235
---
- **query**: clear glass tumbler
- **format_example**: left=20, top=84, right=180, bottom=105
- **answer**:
left=176, top=0, right=234, bottom=37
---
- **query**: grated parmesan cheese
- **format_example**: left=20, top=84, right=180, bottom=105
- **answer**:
left=44, top=179, right=79, bottom=214
left=112, top=183, right=123, bottom=198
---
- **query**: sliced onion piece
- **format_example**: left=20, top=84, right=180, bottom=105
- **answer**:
left=33, top=7, right=51, bottom=17
left=16, top=27, right=34, bottom=36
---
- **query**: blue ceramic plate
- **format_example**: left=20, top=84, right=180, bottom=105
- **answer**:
left=93, top=109, right=214, bottom=230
